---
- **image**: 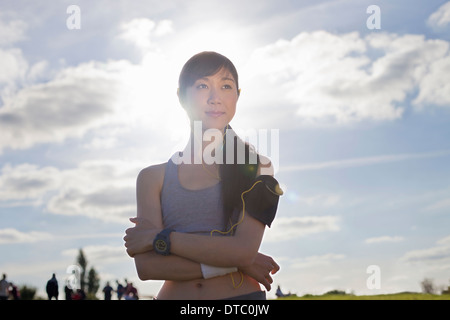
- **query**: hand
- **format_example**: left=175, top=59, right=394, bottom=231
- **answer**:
left=124, top=217, right=161, bottom=257
left=239, top=253, right=280, bottom=291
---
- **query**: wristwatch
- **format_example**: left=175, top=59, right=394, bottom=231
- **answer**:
left=153, top=228, right=174, bottom=256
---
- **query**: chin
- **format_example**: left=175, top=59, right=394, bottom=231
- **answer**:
left=201, top=118, right=230, bottom=132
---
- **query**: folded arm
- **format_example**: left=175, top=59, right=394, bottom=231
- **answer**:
left=125, top=161, right=278, bottom=287
left=169, top=212, right=265, bottom=267
left=134, top=251, right=202, bottom=281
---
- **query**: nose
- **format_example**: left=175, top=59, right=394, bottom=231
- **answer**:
left=207, top=87, right=221, bottom=106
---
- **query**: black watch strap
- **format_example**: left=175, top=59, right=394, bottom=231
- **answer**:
left=153, top=228, right=173, bottom=256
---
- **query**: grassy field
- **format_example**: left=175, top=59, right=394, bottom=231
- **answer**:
left=277, top=292, right=450, bottom=300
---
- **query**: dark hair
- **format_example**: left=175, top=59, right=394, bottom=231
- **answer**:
left=220, top=132, right=259, bottom=226
left=178, top=51, right=239, bottom=104
left=178, top=51, right=259, bottom=227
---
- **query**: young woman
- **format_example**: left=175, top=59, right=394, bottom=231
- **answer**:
left=124, top=51, right=282, bottom=300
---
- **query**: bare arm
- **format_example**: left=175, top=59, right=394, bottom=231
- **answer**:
left=170, top=213, right=265, bottom=267
left=161, top=157, right=273, bottom=267
left=134, top=251, right=202, bottom=281
left=126, top=158, right=279, bottom=288
left=128, top=157, right=274, bottom=268
left=130, top=164, right=203, bottom=281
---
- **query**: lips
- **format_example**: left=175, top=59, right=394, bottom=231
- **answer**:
left=205, top=111, right=225, bottom=118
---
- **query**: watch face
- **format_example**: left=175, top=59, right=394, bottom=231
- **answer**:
left=154, top=239, right=167, bottom=252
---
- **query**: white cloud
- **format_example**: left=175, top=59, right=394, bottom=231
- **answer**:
left=47, top=185, right=135, bottom=223
left=118, top=18, right=173, bottom=49
left=437, top=235, right=450, bottom=246
left=45, top=160, right=139, bottom=223
left=0, top=60, right=132, bottom=153
left=298, top=194, right=340, bottom=207
left=0, top=17, right=178, bottom=154
left=0, top=160, right=140, bottom=223
left=423, top=197, right=450, bottom=212
left=280, top=150, right=450, bottom=172
left=0, top=36, right=186, bottom=155
left=239, top=31, right=450, bottom=127
left=0, top=163, right=61, bottom=205
left=264, top=216, right=340, bottom=243
left=427, top=1, right=450, bottom=29
left=401, top=235, right=450, bottom=264
left=413, top=52, right=450, bottom=108
left=153, top=19, right=174, bottom=37
left=365, top=236, right=404, bottom=244
left=290, top=253, right=346, bottom=269
left=0, top=228, right=52, bottom=244
left=0, top=48, right=28, bottom=86
left=0, top=16, right=27, bottom=46
left=3, top=26, right=448, bottom=156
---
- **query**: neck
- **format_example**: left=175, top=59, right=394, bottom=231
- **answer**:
left=182, top=121, right=227, bottom=164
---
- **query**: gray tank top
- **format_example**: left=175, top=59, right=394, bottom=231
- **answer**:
left=161, top=153, right=227, bottom=235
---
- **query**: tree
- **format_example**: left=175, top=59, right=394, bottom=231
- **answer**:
left=324, top=289, right=348, bottom=295
left=87, top=267, right=100, bottom=296
left=76, top=248, right=87, bottom=292
left=420, top=278, right=435, bottom=294
left=76, top=248, right=100, bottom=299
left=19, top=285, right=37, bottom=300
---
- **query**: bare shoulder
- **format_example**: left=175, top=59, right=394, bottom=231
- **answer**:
left=137, top=162, right=167, bottom=190
left=136, top=163, right=167, bottom=223
left=258, top=154, right=274, bottom=176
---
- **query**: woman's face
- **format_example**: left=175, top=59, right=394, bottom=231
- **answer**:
left=181, top=67, right=239, bottom=131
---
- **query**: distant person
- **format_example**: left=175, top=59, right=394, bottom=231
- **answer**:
left=64, top=282, right=73, bottom=300
left=275, top=285, right=292, bottom=298
left=0, top=274, right=9, bottom=300
left=46, top=273, right=59, bottom=300
left=9, top=283, right=20, bottom=300
left=124, top=282, right=139, bottom=300
left=72, top=288, right=86, bottom=300
left=116, top=280, right=124, bottom=300
left=102, top=281, right=113, bottom=300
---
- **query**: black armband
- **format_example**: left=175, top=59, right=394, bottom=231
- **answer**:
left=243, top=175, right=283, bottom=228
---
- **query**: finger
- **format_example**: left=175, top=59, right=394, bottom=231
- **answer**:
left=260, top=277, right=270, bottom=291
left=126, top=248, right=135, bottom=258
left=129, top=217, right=138, bottom=224
left=125, top=226, right=137, bottom=234
left=271, top=262, right=280, bottom=274
left=264, top=280, right=271, bottom=291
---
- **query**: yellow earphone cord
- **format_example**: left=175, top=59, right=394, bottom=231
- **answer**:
left=210, top=180, right=263, bottom=289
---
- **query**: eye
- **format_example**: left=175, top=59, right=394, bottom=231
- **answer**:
left=222, top=84, right=233, bottom=89
left=197, top=83, right=208, bottom=89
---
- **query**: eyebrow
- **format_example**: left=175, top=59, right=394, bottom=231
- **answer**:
left=222, top=77, right=235, bottom=83
left=198, top=76, right=235, bottom=83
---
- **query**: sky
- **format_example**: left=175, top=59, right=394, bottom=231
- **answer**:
left=1, top=0, right=450, bottom=299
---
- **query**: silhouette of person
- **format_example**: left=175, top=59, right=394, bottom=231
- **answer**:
left=102, top=281, right=113, bottom=300
left=276, top=285, right=292, bottom=298
left=72, top=288, right=86, bottom=300
left=125, top=282, right=139, bottom=300
left=116, top=280, right=124, bottom=300
left=64, top=282, right=73, bottom=300
left=46, top=273, right=59, bottom=300
left=9, top=282, right=20, bottom=300
left=0, top=274, right=9, bottom=300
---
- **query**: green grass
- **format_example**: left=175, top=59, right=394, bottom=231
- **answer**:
left=276, top=292, right=450, bottom=300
